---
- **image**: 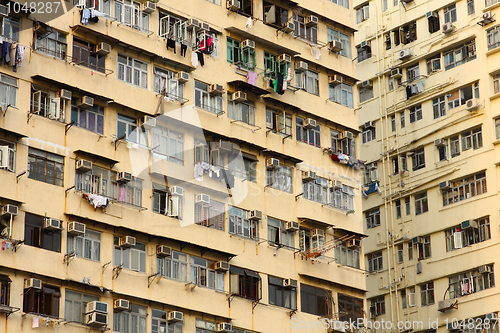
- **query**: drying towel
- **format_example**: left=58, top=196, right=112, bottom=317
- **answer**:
left=245, top=17, right=253, bottom=31
left=191, top=50, right=198, bottom=68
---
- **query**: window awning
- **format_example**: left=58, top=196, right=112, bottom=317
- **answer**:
left=227, top=80, right=270, bottom=96
left=230, top=266, right=245, bottom=276
left=0, top=127, right=27, bottom=140
left=70, top=24, right=120, bottom=45
left=73, top=149, right=120, bottom=167
left=244, top=269, right=261, bottom=279
left=298, top=216, right=334, bottom=229
left=334, top=227, right=368, bottom=239
left=0, top=274, right=12, bottom=282
left=225, top=26, right=300, bottom=56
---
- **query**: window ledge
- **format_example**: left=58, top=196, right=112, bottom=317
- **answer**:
left=492, top=138, right=500, bottom=146
left=486, top=46, right=500, bottom=57
left=489, top=92, right=500, bottom=101
left=484, top=2, right=500, bottom=12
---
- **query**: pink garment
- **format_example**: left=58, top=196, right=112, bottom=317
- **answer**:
left=119, top=187, right=126, bottom=202
left=247, top=71, right=258, bottom=86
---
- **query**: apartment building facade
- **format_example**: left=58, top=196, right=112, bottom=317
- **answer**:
left=355, top=0, right=500, bottom=332
left=0, top=0, right=366, bottom=333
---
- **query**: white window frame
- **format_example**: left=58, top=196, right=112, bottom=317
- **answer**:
left=113, top=238, right=147, bottom=273
left=67, top=229, right=102, bottom=262
left=152, top=125, right=185, bottom=165
left=114, top=0, right=150, bottom=32
left=227, top=99, right=256, bottom=126
left=117, top=54, right=148, bottom=89
left=153, top=66, right=184, bottom=99
left=157, top=250, right=188, bottom=282
left=366, top=208, right=380, bottom=229
left=228, top=206, right=258, bottom=240
left=444, top=4, right=457, bottom=24
left=113, top=304, right=147, bottom=333
left=409, top=104, right=422, bottom=123
left=0, top=139, right=15, bottom=172
left=194, top=80, right=223, bottom=114
left=0, top=73, right=18, bottom=107
left=329, top=83, right=354, bottom=108
left=327, top=27, right=351, bottom=58
left=266, top=165, right=293, bottom=193
left=487, top=25, right=500, bottom=51
left=267, top=217, right=295, bottom=249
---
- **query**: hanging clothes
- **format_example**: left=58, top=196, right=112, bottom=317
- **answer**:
left=246, top=71, right=258, bottom=85
left=82, top=8, right=90, bottom=25
left=2, top=42, right=9, bottom=63
left=191, top=50, right=198, bottom=68
left=167, top=38, right=176, bottom=53
left=406, top=85, right=412, bottom=100
left=245, top=17, right=253, bottom=31
left=194, top=163, right=204, bottom=182
left=276, top=72, right=285, bottom=95
left=315, top=49, right=321, bottom=60
left=197, top=52, right=204, bottom=66
left=180, top=44, right=187, bottom=57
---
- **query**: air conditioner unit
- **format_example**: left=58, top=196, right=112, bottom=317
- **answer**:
left=76, top=159, right=93, bottom=172
left=360, top=40, right=371, bottom=48
left=167, top=311, right=183, bottom=322
left=412, top=236, right=423, bottom=244
left=195, top=194, right=210, bottom=204
left=77, top=96, right=94, bottom=109
left=347, top=239, right=360, bottom=248
left=305, top=15, right=318, bottom=26
left=218, top=140, right=233, bottom=152
left=44, top=218, right=62, bottom=230
left=113, top=299, right=130, bottom=311
left=285, top=221, right=299, bottom=231
left=87, top=312, right=108, bottom=326
left=141, top=1, right=156, bottom=13
left=311, top=229, right=324, bottom=237
left=408, top=292, right=416, bottom=306
left=68, top=222, right=86, bottom=235
left=302, top=170, right=316, bottom=181
left=215, top=261, right=230, bottom=271
left=201, top=22, right=210, bottom=31
left=367, top=163, right=377, bottom=170
left=328, top=40, right=343, bottom=52
left=139, top=115, right=156, bottom=130
left=294, top=61, right=308, bottom=72
left=232, top=91, right=247, bottom=102
left=399, top=48, right=411, bottom=60
left=175, top=71, right=189, bottom=84
left=96, top=42, right=111, bottom=55
left=442, top=22, right=454, bottom=34
left=117, top=171, right=132, bottom=182
left=329, top=75, right=343, bottom=86
left=241, top=39, right=255, bottom=49
left=188, top=18, right=200, bottom=29
left=24, top=278, right=42, bottom=289
left=434, top=139, right=446, bottom=147
left=249, top=210, right=262, bottom=221
left=0, top=4, right=8, bottom=17
left=277, top=54, right=291, bottom=63
left=332, top=180, right=342, bottom=189
left=58, top=89, right=72, bottom=100
left=390, top=68, right=402, bottom=78
left=461, top=219, right=478, bottom=229
left=170, top=186, right=183, bottom=196
left=283, top=278, right=298, bottom=288
left=217, top=323, right=233, bottom=332
left=2, top=204, right=18, bottom=216
left=304, top=118, right=317, bottom=129
left=362, top=80, right=373, bottom=88
left=119, top=236, right=136, bottom=247
left=364, top=121, right=375, bottom=128
left=86, top=301, right=108, bottom=314
left=156, top=245, right=172, bottom=257
left=479, top=265, right=492, bottom=274
left=266, top=158, right=280, bottom=169
left=283, top=22, right=294, bottom=33
left=426, top=11, right=438, bottom=19
left=209, top=84, right=224, bottom=95
left=226, top=0, right=240, bottom=11
left=466, top=99, right=478, bottom=111
left=438, top=299, right=454, bottom=312
left=439, top=181, right=451, bottom=190
left=339, top=131, right=354, bottom=140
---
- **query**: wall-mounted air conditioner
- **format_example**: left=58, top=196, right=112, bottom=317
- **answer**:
left=249, top=210, right=262, bottom=221
left=209, top=84, right=224, bottom=95
left=156, top=245, right=172, bottom=257
left=283, top=278, right=298, bottom=288
left=329, top=75, right=343, bottom=86
left=399, top=48, right=411, bottom=60
left=442, top=22, right=454, bottom=34
left=302, top=170, right=316, bottom=181
left=266, top=158, right=280, bottom=169
left=58, top=89, right=72, bottom=100
left=195, top=194, right=210, bottom=204
left=294, top=61, right=308, bottom=72
left=139, top=115, right=156, bottom=130
left=167, top=311, right=183, bottom=322
left=68, top=222, right=86, bottom=235
left=241, top=39, right=255, bottom=49
left=177, top=71, right=189, bottom=83
left=113, top=299, right=130, bottom=311
left=1, top=204, right=18, bottom=216
left=170, top=186, right=183, bottom=196
left=215, top=261, right=230, bottom=271
left=119, top=236, right=136, bottom=247
left=391, top=68, right=402, bottom=78
left=24, top=278, right=42, bottom=289
left=117, top=171, right=132, bottom=182
left=286, top=221, right=299, bottom=231
left=96, top=42, right=111, bottom=55
left=232, top=91, right=247, bottom=102
left=278, top=54, right=291, bottom=63
left=305, top=15, right=318, bottom=26
left=77, top=96, right=94, bottom=109
left=76, top=159, right=93, bottom=172
left=44, top=218, right=62, bottom=230
left=328, top=40, right=343, bottom=52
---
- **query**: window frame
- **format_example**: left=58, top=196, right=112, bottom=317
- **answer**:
left=27, top=148, right=64, bottom=186
left=113, top=237, right=147, bottom=273
left=117, top=54, right=148, bottom=88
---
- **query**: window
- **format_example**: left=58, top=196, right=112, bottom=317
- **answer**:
left=113, top=237, right=147, bottom=273
left=445, top=217, right=491, bottom=252
left=420, top=282, right=434, bottom=306
left=339, top=135, right=355, bottom=156
left=408, top=242, right=413, bottom=260
left=153, top=125, right=184, bottom=165
left=23, top=285, right=60, bottom=316
left=114, top=0, right=150, bottom=31
left=461, top=127, right=483, bottom=151
left=368, top=252, right=383, bottom=272
left=388, top=77, right=401, bottom=91
left=356, top=5, right=369, bottom=24
left=487, top=25, right=500, bottom=51
left=117, top=54, right=148, bottom=88
left=64, top=290, right=99, bottom=323
left=0, top=138, right=15, bottom=172
left=158, top=12, right=188, bottom=42
left=407, top=64, right=420, bottom=83
left=494, top=74, right=500, bottom=95
left=266, top=108, right=292, bottom=136
left=71, top=104, right=104, bottom=135
left=267, top=217, right=295, bottom=249
left=30, top=86, right=69, bottom=122
left=443, top=40, right=476, bottom=70
left=328, top=0, right=349, bottom=9
left=409, top=105, right=422, bottom=123
left=293, top=13, right=317, bottom=44
left=450, top=135, right=460, bottom=157
left=226, top=37, right=255, bottom=70
left=269, top=276, right=297, bottom=309
left=329, top=185, right=355, bottom=211
left=327, top=28, right=351, bottom=58
left=152, top=309, right=183, bottom=333
left=228, top=155, right=256, bottom=182
left=300, top=284, right=331, bottom=316
left=297, top=70, right=319, bottom=95
left=400, top=289, right=407, bottom=309
left=266, top=165, right=293, bottom=193
left=73, top=38, right=105, bottom=73
left=370, top=296, right=385, bottom=316
left=411, top=148, right=425, bottom=171
left=362, top=127, right=375, bottom=143
left=228, top=206, right=258, bottom=240
left=35, top=31, right=67, bottom=59
left=303, top=177, right=328, bottom=204
left=385, top=33, right=392, bottom=50
left=338, top=294, right=363, bottom=322
left=232, top=0, right=252, bottom=16
left=447, top=84, right=479, bottom=110
left=151, top=186, right=182, bottom=218
left=438, top=139, right=448, bottom=161
left=405, top=197, right=410, bottom=215
left=117, top=113, right=143, bottom=144
left=444, top=4, right=457, bottom=24
left=400, top=112, right=405, bottom=128
left=154, top=67, right=184, bottom=100
left=397, top=244, right=404, bottom=263
left=496, top=118, right=500, bottom=140
left=2, top=17, right=20, bottom=41
left=206, top=0, right=221, bottom=5
left=194, top=81, right=223, bottom=114
left=486, top=0, right=500, bottom=7
left=366, top=209, right=380, bottom=229
left=427, top=12, right=440, bottom=33
left=296, top=117, right=320, bottom=147
left=395, top=200, right=401, bottom=219
left=196, top=319, right=217, bottom=333
left=382, top=0, right=387, bottom=11
left=263, top=2, right=288, bottom=28
left=448, top=265, right=495, bottom=299
left=113, top=304, right=147, bottom=333
left=414, top=192, right=428, bottom=215
left=442, top=172, right=487, bottom=206
left=190, top=256, right=225, bottom=291
left=359, top=86, right=374, bottom=103
left=228, top=99, right=255, bottom=125
left=27, top=148, right=64, bottom=186
left=334, top=238, right=360, bottom=268
left=391, top=115, right=396, bottom=131
left=230, top=266, right=261, bottom=300
left=0, top=73, right=18, bottom=107
left=415, top=235, right=431, bottom=260
left=467, top=0, right=475, bottom=15
left=73, top=0, right=110, bottom=12
left=194, top=198, right=225, bottom=230
left=157, top=250, right=188, bottom=282
left=400, top=22, right=417, bottom=44
left=329, top=83, right=354, bottom=108
left=426, top=55, right=441, bottom=74
left=0, top=275, right=10, bottom=306
left=357, top=44, right=371, bottom=62
left=67, top=229, right=101, bottom=261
